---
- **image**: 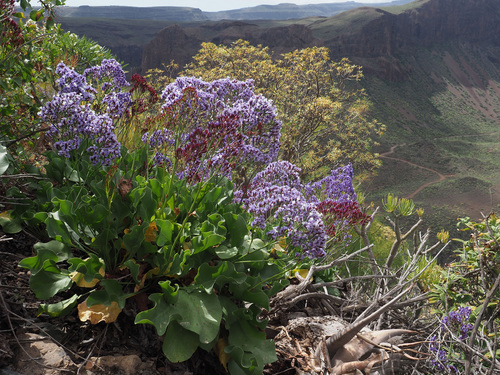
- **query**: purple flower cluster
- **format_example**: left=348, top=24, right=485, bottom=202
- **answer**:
left=245, top=184, right=326, bottom=259
left=429, top=306, right=473, bottom=373
left=240, top=161, right=364, bottom=259
left=55, top=63, right=96, bottom=102
left=429, top=336, right=459, bottom=373
left=40, top=60, right=130, bottom=166
left=145, top=77, right=281, bottom=180
left=442, top=306, right=473, bottom=340
left=305, top=164, right=357, bottom=204
left=84, top=59, right=130, bottom=91
left=248, top=160, right=303, bottom=191
left=84, top=59, right=131, bottom=118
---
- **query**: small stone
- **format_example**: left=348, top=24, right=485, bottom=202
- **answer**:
left=13, top=333, right=75, bottom=375
left=86, top=354, right=155, bottom=375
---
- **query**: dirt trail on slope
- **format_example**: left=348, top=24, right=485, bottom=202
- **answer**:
left=380, top=132, right=499, bottom=199
left=380, top=143, right=455, bottom=199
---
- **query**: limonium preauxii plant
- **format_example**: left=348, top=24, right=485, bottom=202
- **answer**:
left=429, top=306, right=474, bottom=373
left=40, top=60, right=368, bottom=260
left=40, top=60, right=131, bottom=166
left=141, top=76, right=282, bottom=183
left=239, top=161, right=368, bottom=259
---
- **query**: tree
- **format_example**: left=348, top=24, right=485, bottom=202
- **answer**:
left=183, top=40, right=385, bottom=179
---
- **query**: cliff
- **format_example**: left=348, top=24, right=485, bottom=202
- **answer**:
left=322, top=0, right=500, bottom=79
left=140, top=22, right=317, bottom=74
left=140, top=0, right=500, bottom=81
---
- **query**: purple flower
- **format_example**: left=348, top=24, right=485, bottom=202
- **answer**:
left=249, top=160, right=303, bottom=191
left=305, top=164, right=357, bottom=204
left=40, top=61, right=126, bottom=166
left=441, top=306, right=473, bottom=340
left=243, top=184, right=326, bottom=259
left=429, top=307, right=473, bottom=372
left=237, top=161, right=363, bottom=259
left=55, top=63, right=96, bottom=102
left=84, top=59, right=130, bottom=90
left=149, top=77, right=281, bottom=181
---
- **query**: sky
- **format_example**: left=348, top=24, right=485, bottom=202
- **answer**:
left=62, top=0, right=390, bottom=12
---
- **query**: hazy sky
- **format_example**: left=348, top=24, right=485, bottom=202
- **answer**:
left=62, top=0, right=390, bottom=12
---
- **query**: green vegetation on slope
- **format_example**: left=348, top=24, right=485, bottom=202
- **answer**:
left=364, top=42, right=500, bottom=235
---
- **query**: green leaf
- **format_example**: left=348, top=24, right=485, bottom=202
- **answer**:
left=37, top=294, right=79, bottom=317
left=34, top=240, right=72, bottom=261
left=0, top=144, right=10, bottom=175
left=75, top=203, right=109, bottom=225
left=163, top=321, right=199, bottom=363
left=215, top=245, right=239, bottom=259
left=30, top=9, right=43, bottom=21
left=191, top=233, right=225, bottom=254
left=136, top=186, right=157, bottom=219
left=174, top=289, right=221, bottom=343
left=124, top=259, right=140, bottom=284
left=156, top=219, right=173, bottom=246
left=20, top=0, right=29, bottom=10
left=19, top=241, right=71, bottom=274
left=68, top=255, right=104, bottom=283
left=135, top=293, right=177, bottom=336
left=87, top=279, right=127, bottom=309
left=122, top=223, right=147, bottom=256
left=135, top=286, right=221, bottom=345
left=224, top=213, right=248, bottom=247
left=29, top=269, right=72, bottom=300
left=0, top=212, right=22, bottom=234
left=46, top=216, right=73, bottom=245
left=196, top=262, right=246, bottom=293
left=46, top=16, right=54, bottom=29
left=225, top=315, right=277, bottom=372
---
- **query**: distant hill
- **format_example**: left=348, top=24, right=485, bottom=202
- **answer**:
left=56, top=1, right=414, bottom=22
left=55, top=6, right=207, bottom=22
left=204, top=1, right=413, bottom=20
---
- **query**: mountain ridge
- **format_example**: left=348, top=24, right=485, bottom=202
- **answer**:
left=56, top=1, right=414, bottom=22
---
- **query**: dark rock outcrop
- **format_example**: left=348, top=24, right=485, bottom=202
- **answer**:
left=141, top=24, right=202, bottom=73
left=140, top=0, right=500, bottom=81
left=140, top=23, right=318, bottom=74
left=324, top=0, right=500, bottom=80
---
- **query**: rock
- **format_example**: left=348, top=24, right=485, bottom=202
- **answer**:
left=12, top=332, right=76, bottom=375
left=84, top=354, right=157, bottom=375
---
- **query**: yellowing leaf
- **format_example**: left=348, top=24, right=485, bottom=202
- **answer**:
left=134, top=267, right=164, bottom=292
left=69, top=260, right=105, bottom=288
left=291, top=268, right=310, bottom=280
left=271, top=242, right=286, bottom=256
left=78, top=300, right=122, bottom=324
left=145, top=221, right=158, bottom=242
left=214, top=337, right=230, bottom=371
